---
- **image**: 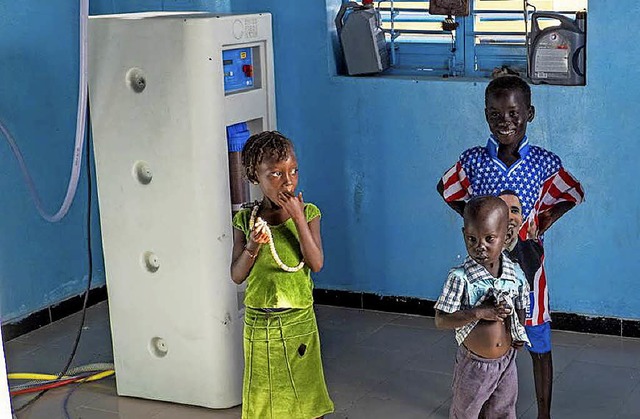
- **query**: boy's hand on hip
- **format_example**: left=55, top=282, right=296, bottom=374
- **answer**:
left=536, top=202, right=576, bottom=236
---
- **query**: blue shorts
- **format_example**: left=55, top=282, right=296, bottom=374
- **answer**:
left=525, top=322, right=552, bottom=354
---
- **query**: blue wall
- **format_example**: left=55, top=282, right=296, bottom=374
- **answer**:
left=0, top=0, right=230, bottom=323
left=1, top=0, right=638, bottom=323
left=230, top=0, right=640, bottom=320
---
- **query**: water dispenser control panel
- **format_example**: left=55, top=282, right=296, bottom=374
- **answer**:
left=223, top=47, right=255, bottom=93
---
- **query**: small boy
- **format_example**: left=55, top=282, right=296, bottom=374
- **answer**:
left=435, top=196, right=530, bottom=419
left=436, top=75, right=584, bottom=419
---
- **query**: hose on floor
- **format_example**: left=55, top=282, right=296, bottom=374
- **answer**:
left=8, top=363, right=115, bottom=393
left=10, top=370, right=114, bottom=396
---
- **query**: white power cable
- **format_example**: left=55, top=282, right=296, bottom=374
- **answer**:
left=0, top=0, right=88, bottom=223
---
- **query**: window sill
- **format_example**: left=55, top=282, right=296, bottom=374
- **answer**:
left=331, top=72, right=491, bottom=85
left=330, top=71, right=587, bottom=88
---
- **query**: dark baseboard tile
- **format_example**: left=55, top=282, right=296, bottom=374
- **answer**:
left=550, top=312, right=620, bottom=336
left=314, top=288, right=362, bottom=309
left=4, top=286, right=638, bottom=341
left=313, top=288, right=640, bottom=339
left=622, top=319, right=640, bottom=339
left=2, top=286, right=108, bottom=342
left=1, top=309, right=50, bottom=342
left=361, top=293, right=436, bottom=317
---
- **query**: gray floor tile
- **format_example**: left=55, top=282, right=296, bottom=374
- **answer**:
left=317, top=306, right=400, bottom=340
left=54, top=376, right=119, bottom=413
left=404, top=334, right=456, bottom=375
left=5, top=337, right=112, bottom=376
left=515, top=352, right=536, bottom=415
left=318, top=309, right=404, bottom=360
left=517, top=403, right=538, bottom=419
left=345, top=393, right=434, bottom=419
left=73, top=407, right=121, bottom=419
left=552, top=361, right=640, bottom=418
left=323, top=362, right=376, bottom=411
left=365, top=369, right=453, bottom=417
left=6, top=343, right=77, bottom=375
left=325, top=409, right=350, bottom=419
left=151, top=403, right=241, bottom=418
left=388, top=313, right=438, bottom=329
left=314, top=304, right=344, bottom=322
left=3, top=341, right=39, bottom=370
left=74, top=393, right=171, bottom=416
left=548, top=342, right=587, bottom=379
left=330, top=344, right=411, bottom=383
left=615, top=381, right=640, bottom=418
left=574, top=335, right=640, bottom=369
left=5, top=303, right=640, bottom=418
left=11, top=317, right=77, bottom=348
left=551, top=329, right=598, bottom=347
left=356, top=323, right=445, bottom=355
left=428, top=400, right=451, bottom=418
left=12, top=385, right=101, bottom=419
left=318, top=328, right=362, bottom=360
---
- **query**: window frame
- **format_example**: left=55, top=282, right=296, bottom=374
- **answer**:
left=371, top=0, right=586, bottom=78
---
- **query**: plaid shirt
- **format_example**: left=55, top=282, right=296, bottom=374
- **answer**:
left=435, top=254, right=530, bottom=345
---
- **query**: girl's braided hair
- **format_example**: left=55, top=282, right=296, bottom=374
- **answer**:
left=241, top=130, right=294, bottom=183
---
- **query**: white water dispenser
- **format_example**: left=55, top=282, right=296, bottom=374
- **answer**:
left=88, top=11, right=275, bottom=408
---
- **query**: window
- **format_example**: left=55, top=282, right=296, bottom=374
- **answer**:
left=376, top=0, right=587, bottom=77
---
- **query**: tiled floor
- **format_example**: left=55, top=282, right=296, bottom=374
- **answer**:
left=4, top=302, right=640, bottom=418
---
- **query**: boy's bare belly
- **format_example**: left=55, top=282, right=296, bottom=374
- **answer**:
left=464, top=319, right=512, bottom=359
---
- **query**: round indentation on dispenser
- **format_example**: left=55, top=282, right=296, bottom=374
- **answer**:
left=149, top=337, right=168, bottom=358
left=126, top=67, right=147, bottom=93
left=133, top=161, right=153, bottom=185
left=142, top=251, right=160, bottom=273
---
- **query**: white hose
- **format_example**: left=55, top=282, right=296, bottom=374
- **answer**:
left=0, top=0, right=88, bottom=223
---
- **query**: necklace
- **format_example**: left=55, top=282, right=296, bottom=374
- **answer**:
left=249, top=204, right=305, bottom=273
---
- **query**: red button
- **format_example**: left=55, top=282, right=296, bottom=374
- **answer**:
left=242, top=65, right=253, bottom=77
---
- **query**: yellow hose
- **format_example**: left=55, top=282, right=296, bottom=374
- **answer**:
left=8, top=370, right=114, bottom=381
left=8, top=373, right=67, bottom=381
left=82, top=370, right=114, bottom=382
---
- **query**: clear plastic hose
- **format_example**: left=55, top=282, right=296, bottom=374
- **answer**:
left=0, top=0, right=88, bottom=223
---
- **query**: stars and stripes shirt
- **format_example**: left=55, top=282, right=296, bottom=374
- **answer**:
left=439, top=135, right=584, bottom=326
left=434, top=255, right=530, bottom=345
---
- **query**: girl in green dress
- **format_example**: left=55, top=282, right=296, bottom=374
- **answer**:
left=231, top=131, right=334, bottom=419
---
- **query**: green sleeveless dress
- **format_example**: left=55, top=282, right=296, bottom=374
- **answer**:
left=233, top=203, right=334, bottom=419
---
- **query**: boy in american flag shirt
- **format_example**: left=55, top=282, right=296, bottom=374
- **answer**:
left=436, top=75, right=584, bottom=419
